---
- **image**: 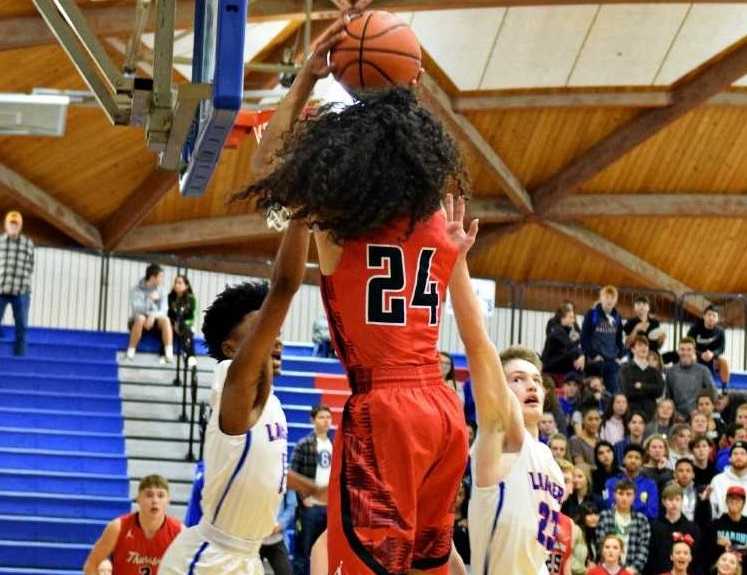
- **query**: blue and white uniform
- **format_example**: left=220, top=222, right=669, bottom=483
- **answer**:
left=468, top=430, right=564, bottom=575
left=160, top=360, right=288, bottom=575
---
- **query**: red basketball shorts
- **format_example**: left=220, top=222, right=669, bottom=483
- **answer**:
left=327, top=364, right=468, bottom=575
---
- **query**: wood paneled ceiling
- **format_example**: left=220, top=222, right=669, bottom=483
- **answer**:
left=2, top=0, right=747, bottom=296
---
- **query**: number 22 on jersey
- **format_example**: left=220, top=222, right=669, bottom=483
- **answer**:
left=365, top=244, right=440, bottom=326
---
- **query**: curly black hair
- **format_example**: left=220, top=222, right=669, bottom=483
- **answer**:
left=233, top=88, right=468, bottom=242
left=202, top=282, right=269, bottom=361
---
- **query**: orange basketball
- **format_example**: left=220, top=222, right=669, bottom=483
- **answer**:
left=331, top=11, right=422, bottom=92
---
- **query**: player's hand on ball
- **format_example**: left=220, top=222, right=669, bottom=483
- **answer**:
left=445, top=193, right=478, bottom=259
left=303, top=19, right=347, bottom=79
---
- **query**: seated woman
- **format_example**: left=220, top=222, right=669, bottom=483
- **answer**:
left=168, top=274, right=197, bottom=368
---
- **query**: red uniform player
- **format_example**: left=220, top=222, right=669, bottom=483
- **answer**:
left=83, top=475, right=182, bottom=575
left=235, top=15, right=470, bottom=574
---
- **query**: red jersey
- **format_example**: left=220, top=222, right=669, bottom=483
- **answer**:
left=321, top=211, right=457, bottom=371
left=546, top=513, right=573, bottom=575
left=111, top=512, right=181, bottom=575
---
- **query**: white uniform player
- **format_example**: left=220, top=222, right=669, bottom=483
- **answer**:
left=160, top=361, right=288, bottom=575
left=469, top=430, right=564, bottom=575
left=444, top=195, right=564, bottom=575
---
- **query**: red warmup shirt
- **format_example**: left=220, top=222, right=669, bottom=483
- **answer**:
left=547, top=512, right=573, bottom=575
left=321, top=210, right=457, bottom=371
left=586, top=566, right=633, bottom=575
left=111, top=512, right=181, bottom=575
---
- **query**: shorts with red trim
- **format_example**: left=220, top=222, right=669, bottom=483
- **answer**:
left=327, top=364, right=469, bottom=575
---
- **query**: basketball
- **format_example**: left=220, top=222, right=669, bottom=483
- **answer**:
left=331, top=10, right=422, bottom=92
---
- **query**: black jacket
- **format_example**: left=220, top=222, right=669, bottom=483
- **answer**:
left=646, top=515, right=702, bottom=575
left=618, top=361, right=665, bottom=421
left=541, top=323, right=583, bottom=374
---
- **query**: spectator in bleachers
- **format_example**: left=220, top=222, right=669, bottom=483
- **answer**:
left=710, top=486, right=747, bottom=573
left=540, top=411, right=559, bottom=444
left=664, top=537, right=695, bottom=575
left=542, top=301, right=585, bottom=379
left=592, top=441, right=619, bottom=499
left=126, top=263, right=174, bottom=363
left=551, top=433, right=571, bottom=463
left=717, top=425, right=747, bottom=474
left=597, top=480, right=651, bottom=575
left=668, top=424, right=693, bottom=468
left=641, top=435, right=674, bottom=493
left=691, top=412, right=711, bottom=441
left=717, top=392, right=747, bottom=430
left=646, top=483, right=702, bottom=575
left=168, top=274, right=197, bottom=368
left=570, top=405, right=602, bottom=466
left=674, top=458, right=711, bottom=525
left=710, top=442, right=747, bottom=520
left=619, top=336, right=665, bottom=422
left=311, top=314, right=333, bottom=358
left=714, top=551, right=743, bottom=575
left=645, top=399, right=675, bottom=439
left=588, top=534, right=633, bottom=575
left=623, top=295, right=666, bottom=355
left=581, top=285, right=625, bottom=394
left=543, top=375, right=568, bottom=435
left=688, top=305, right=730, bottom=388
left=260, top=490, right=297, bottom=575
left=584, top=374, right=613, bottom=419
left=614, top=412, right=647, bottom=464
left=601, top=394, right=629, bottom=445
left=546, top=299, right=581, bottom=337
left=561, top=373, right=585, bottom=432
left=603, top=444, right=658, bottom=520
left=691, top=435, right=717, bottom=489
left=563, top=464, right=601, bottom=519
left=696, top=392, right=726, bottom=443
left=83, top=475, right=182, bottom=575
left=290, top=404, right=333, bottom=575
left=666, top=337, right=717, bottom=421
left=0, top=210, right=33, bottom=356
left=576, top=501, right=601, bottom=567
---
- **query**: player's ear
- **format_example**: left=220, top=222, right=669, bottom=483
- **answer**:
left=222, top=340, right=236, bottom=359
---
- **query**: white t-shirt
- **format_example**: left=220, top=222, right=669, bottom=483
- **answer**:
left=308, top=436, right=333, bottom=506
left=614, top=511, right=632, bottom=564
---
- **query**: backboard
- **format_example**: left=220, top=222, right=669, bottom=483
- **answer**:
left=179, top=0, right=247, bottom=197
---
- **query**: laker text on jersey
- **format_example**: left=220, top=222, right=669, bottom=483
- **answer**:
left=528, top=472, right=564, bottom=504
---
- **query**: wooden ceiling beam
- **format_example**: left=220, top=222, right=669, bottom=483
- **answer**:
left=418, top=73, right=533, bottom=214
left=0, top=163, right=102, bottom=249
left=470, top=194, right=747, bottom=222
left=117, top=214, right=279, bottom=252
left=532, top=36, right=747, bottom=213
left=144, top=252, right=321, bottom=286
left=101, top=168, right=177, bottom=251
left=454, top=89, right=747, bottom=111
left=544, top=221, right=706, bottom=314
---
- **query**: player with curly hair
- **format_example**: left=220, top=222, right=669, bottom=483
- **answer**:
left=235, top=15, right=469, bottom=575
left=159, top=221, right=325, bottom=575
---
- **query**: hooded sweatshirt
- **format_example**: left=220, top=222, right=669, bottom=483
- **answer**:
left=709, top=465, right=747, bottom=518
left=129, top=278, right=168, bottom=318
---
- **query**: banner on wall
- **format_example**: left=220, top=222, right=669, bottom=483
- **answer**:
left=446, top=277, right=495, bottom=318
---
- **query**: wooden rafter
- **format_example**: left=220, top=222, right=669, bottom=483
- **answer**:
left=0, top=163, right=102, bottom=249
left=470, top=194, right=747, bottom=222
left=453, top=88, right=747, bottom=111
left=533, top=36, right=747, bottom=213
left=544, top=221, right=706, bottom=314
left=101, top=168, right=177, bottom=250
left=468, top=222, right=524, bottom=260
left=117, top=214, right=278, bottom=252
left=418, top=73, right=533, bottom=214
left=244, top=19, right=305, bottom=90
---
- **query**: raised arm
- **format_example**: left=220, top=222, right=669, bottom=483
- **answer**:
left=445, top=195, right=524, bottom=485
left=220, top=220, right=310, bottom=434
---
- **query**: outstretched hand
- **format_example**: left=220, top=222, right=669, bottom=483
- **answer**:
left=445, top=193, right=478, bottom=260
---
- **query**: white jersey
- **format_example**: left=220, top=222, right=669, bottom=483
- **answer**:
left=469, top=430, right=564, bottom=575
left=160, top=360, right=287, bottom=575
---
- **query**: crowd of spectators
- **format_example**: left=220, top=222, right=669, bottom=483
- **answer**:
left=456, top=285, right=744, bottom=575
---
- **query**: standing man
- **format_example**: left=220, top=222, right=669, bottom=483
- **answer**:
left=666, top=337, right=717, bottom=421
left=0, top=210, right=33, bottom=356
left=581, top=285, right=625, bottom=393
left=291, top=405, right=333, bottom=575
left=83, top=475, right=182, bottom=575
left=618, top=336, right=664, bottom=422
left=127, top=263, right=174, bottom=363
left=624, top=295, right=665, bottom=354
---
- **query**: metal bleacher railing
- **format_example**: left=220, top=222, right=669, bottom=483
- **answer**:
left=4, top=245, right=747, bottom=372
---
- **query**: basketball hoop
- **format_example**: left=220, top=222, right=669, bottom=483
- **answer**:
left=226, top=109, right=275, bottom=148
